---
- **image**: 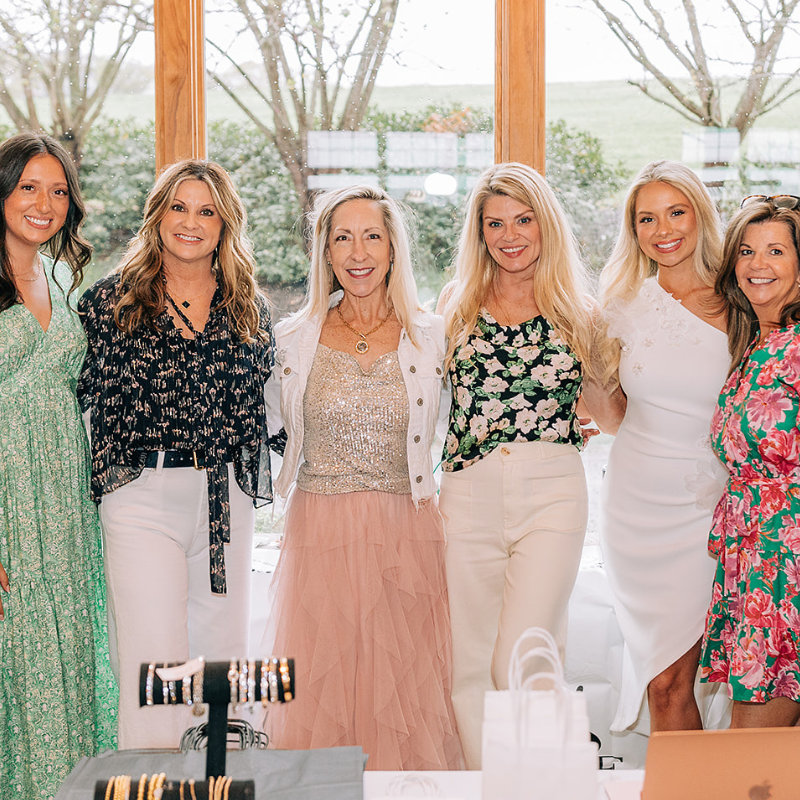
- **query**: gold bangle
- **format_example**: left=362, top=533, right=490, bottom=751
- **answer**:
left=192, top=656, right=205, bottom=717
left=136, top=774, right=147, bottom=800
left=268, top=658, right=279, bottom=703
left=188, top=779, right=198, bottom=800
left=114, top=774, right=131, bottom=800
left=149, top=772, right=166, bottom=800
left=208, top=777, right=215, bottom=800
left=223, top=777, right=232, bottom=800
left=180, top=780, right=185, bottom=800
left=228, top=659, right=239, bottom=709
left=104, top=777, right=115, bottom=800
left=279, top=657, right=293, bottom=701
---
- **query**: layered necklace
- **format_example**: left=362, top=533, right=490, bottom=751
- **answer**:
left=336, top=300, right=394, bottom=354
left=12, top=254, right=43, bottom=283
left=162, top=273, right=216, bottom=309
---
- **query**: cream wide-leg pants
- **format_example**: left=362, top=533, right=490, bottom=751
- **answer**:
left=439, top=441, right=587, bottom=769
left=100, top=459, right=254, bottom=749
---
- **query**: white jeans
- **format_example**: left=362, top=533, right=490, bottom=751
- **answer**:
left=100, top=460, right=254, bottom=749
left=439, top=441, right=587, bottom=769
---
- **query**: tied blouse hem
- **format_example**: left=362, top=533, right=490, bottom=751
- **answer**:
left=77, top=273, right=275, bottom=595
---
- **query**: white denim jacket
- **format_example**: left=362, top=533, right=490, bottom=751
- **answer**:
left=266, top=297, right=448, bottom=504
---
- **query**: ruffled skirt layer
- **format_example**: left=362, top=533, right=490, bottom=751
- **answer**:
left=263, top=489, right=464, bottom=770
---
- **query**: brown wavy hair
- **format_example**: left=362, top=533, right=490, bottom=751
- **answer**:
left=716, top=200, right=800, bottom=371
left=0, top=132, right=92, bottom=311
left=113, top=159, right=266, bottom=341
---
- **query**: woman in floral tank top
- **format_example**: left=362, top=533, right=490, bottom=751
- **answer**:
left=437, top=162, right=599, bottom=768
left=700, top=197, right=800, bottom=728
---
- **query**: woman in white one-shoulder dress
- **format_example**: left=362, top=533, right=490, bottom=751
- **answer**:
left=596, top=160, right=731, bottom=734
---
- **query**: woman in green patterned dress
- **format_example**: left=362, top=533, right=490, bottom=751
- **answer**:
left=700, top=196, right=800, bottom=728
left=0, top=132, right=117, bottom=798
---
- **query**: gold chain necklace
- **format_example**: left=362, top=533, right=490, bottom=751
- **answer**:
left=336, top=301, right=393, bottom=354
left=491, top=285, right=516, bottom=326
left=12, top=254, right=43, bottom=283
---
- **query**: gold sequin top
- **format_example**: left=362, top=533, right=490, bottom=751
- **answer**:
left=297, top=344, right=412, bottom=495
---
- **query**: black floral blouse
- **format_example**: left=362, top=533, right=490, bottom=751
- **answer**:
left=77, top=274, right=274, bottom=595
left=443, top=310, right=583, bottom=472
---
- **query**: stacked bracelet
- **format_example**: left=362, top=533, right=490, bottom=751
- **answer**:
left=268, top=658, right=279, bottom=703
left=279, top=657, right=292, bottom=701
left=145, top=663, right=156, bottom=706
left=192, top=656, right=205, bottom=716
left=228, top=659, right=239, bottom=710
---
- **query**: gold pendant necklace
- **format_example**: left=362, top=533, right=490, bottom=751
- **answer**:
left=336, top=301, right=393, bottom=354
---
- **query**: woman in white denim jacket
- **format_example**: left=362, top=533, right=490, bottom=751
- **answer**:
left=262, top=185, right=463, bottom=771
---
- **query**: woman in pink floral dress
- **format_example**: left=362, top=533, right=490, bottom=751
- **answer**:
left=701, top=196, right=800, bottom=727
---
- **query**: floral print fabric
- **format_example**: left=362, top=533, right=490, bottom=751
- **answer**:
left=700, top=324, right=800, bottom=702
left=77, top=273, right=275, bottom=594
left=0, top=258, right=117, bottom=799
left=443, top=311, right=583, bottom=472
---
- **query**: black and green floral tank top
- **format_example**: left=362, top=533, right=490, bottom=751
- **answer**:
left=442, top=310, right=583, bottom=472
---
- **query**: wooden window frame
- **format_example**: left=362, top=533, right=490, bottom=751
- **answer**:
left=154, top=0, right=544, bottom=172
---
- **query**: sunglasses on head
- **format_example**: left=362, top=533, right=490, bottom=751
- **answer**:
left=740, top=194, right=800, bottom=210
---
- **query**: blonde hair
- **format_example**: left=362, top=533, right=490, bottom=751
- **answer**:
left=283, top=185, right=425, bottom=345
left=597, top=160, right=722, bottom=384
left=113, top=159, right=266, bottom=341
left=442, top=162, right=594, bottom=373
left=716, top=201, right=800, bottom=371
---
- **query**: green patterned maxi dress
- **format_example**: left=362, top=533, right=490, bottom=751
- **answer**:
left=0, top=259, right=117, bottom=799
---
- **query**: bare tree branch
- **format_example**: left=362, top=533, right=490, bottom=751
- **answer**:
left=211, top=0, right=400, bottom=212
left=586, top=0, right=800, bottom=140
left=0, top=0, right=152, bottom=164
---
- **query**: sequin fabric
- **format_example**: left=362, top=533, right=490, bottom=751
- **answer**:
left=297, top=344, right=411, bottom=494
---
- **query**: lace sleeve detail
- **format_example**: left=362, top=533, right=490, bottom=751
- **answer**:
left=602, top=297, right=636, bottom=349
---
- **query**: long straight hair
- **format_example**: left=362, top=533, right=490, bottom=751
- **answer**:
left=283, top=185, right=425, bottom=346
left=442, top=162, right=595, bottom=373
left=597, top=160, right=723, bottom=384
left=0, top=132, right=92, bottom=311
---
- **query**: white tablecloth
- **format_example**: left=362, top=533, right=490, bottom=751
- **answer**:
left=364, top=769, right=645, bottom=800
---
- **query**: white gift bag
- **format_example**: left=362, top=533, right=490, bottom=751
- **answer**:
left=481, top=628, right=598, bottom=800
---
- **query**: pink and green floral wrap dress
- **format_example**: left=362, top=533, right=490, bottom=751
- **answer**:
left=700, top=324, right=800, bottom=703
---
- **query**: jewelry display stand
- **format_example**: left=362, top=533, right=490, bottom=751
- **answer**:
left=91, top=658, right=295, bottom=800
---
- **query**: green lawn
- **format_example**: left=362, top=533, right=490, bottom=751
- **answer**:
left=86, top=78, right=800, bottom=175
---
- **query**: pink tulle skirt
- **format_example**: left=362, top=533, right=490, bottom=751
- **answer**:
left=264, top=489, right=464, bottom=770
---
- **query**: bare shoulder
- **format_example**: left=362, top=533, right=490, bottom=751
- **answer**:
left=684, top=285, right=727, bottom=333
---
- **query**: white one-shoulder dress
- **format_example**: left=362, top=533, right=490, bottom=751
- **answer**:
left=601, top=278, right=731, bottom=732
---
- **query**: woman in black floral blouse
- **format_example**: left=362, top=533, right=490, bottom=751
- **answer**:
left=437, top=162, right=598, bottom=768
left=78, top=160, right=274, bottom=749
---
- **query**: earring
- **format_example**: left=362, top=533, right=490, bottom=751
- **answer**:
left=326, top=260, right=332, bottom=267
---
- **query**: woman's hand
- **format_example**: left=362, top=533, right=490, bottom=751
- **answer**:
left=580, top=378, right=627, bottom=436
left=0, top=560, right=9, bottom=620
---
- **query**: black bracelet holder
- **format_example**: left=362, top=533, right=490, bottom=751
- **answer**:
left=94, top=779, right=255, bottom=799
left=137, top=659, right=295, bottom=779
